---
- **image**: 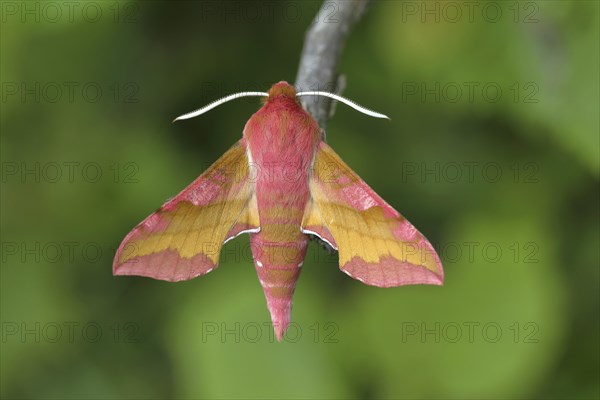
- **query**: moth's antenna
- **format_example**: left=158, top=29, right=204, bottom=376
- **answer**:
left=173, top=92, right=268, bottom=122
left=296, top=91, right=390, bottom=120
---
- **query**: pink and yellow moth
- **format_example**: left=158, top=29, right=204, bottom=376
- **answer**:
left=113, top=81, right=444, bottom=341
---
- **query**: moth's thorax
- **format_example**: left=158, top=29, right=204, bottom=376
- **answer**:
left=243, top=93, right=321, bottom=172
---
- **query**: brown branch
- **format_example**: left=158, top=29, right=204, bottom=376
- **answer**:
left=295, top=0, right=373, bottom=131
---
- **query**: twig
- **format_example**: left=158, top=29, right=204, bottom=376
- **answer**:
left=295, top=0, right=373, bottom=131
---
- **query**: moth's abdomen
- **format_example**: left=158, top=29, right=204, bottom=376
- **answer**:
left=250, top=193, right=309, bottom=341
left=250, top=236, right=307, bottom=341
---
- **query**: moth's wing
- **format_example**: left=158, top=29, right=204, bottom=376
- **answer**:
left=113, top=139, right=259, bottom=282
left=302, top=142, right=443, bottom=287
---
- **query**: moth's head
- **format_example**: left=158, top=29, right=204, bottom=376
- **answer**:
left=267, top=81, right=297, bottom=100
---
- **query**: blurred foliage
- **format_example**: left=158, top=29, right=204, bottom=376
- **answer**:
left=1, top=1, right=598, bottom=399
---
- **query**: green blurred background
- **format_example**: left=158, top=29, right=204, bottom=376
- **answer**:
left=1, top=1, right=598, bottom=398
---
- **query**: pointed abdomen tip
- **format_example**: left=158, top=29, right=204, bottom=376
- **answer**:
left=274, top=323, right=287, bottom=342
left=268, top=305, right=291, bottom=342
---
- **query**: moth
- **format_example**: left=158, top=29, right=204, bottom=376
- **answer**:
left=113, top=81, right=443, bottom=341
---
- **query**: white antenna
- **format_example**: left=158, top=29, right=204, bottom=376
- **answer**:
left=173, top=92, right=268, bottom=122
left=296, top=91, right=390, bottom=120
